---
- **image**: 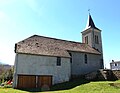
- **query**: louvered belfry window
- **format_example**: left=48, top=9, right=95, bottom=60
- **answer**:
left=85, top=36, right=88, bottom=44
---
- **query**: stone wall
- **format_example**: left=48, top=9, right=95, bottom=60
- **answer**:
left=71, top=69, right=120, bottom=81
left=97, top=69, right=116, bottom=81
left=85, top=69, right=119, bottom=81
left=112, top=70, right=120, bottom=79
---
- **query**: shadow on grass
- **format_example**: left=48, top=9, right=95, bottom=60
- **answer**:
left=17, top=78, right=90, bottom=92
left=17, top=88, right=41, bottom=92
left=50, top=78, right=90, bottom=91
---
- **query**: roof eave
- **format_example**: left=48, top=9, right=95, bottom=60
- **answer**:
left=15, top=52, right=71, bottom=58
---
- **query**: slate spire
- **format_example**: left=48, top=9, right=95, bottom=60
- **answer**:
left=85, top=14, right=100, bottom=30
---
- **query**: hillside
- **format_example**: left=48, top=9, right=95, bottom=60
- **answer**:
left=0, top=63, right=12, bottom=74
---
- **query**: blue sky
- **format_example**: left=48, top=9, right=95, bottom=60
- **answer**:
left=0, top=0, right=119, bottom=68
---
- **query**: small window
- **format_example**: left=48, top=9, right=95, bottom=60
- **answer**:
left=100, top=59, right=103, bottom=68
left=85, top=54, right=87, bottom=64
left=57, top=57, right=61, bottom=66
left=115, top=63, right=117, bottom=66
left=85, top=36, right=88, bottom=44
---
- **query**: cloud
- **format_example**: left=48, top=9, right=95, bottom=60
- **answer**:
left=25, top=0, right=44, bottom=16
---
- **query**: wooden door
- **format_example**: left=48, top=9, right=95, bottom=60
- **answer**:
left=38, top=75, right=52, bottom=88
left=17, top=75, right=36, bottom=88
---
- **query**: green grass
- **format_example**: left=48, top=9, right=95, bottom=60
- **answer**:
left=1, top=80, right=120, bottom=93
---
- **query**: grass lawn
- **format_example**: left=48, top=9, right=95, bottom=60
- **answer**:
left=1, top=79, right=120, bottom=93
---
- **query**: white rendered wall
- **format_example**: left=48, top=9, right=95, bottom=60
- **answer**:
left=13, top=53, right=71, bottom=88
left=71, top=52, right=101, bottom=75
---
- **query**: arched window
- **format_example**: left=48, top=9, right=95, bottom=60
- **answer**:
left=69, top=53, right=72, bottom=63
left=100, top=59, right=103, bottom=68
left=85, top=54, right=87, bottom=64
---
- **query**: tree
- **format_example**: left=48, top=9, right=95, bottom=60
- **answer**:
left=0, top=64, right=14, bottom=83
left=4, top=67, right=14, bottom=81
left=0, top=64, right=5, bottom=83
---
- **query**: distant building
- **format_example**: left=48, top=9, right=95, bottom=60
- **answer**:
left=110, top=60, right=120, bottom=70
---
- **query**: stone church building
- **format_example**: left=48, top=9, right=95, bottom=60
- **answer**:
left=13, top=14, right=104, bottom=88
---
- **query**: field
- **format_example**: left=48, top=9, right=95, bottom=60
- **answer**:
left=1, top=79, right=120, bottom=93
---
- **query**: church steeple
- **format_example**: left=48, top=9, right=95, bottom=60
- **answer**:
left=81, top=14, right=103, bottom=53
left=86, top=14, right=95, bottom=28
left=81, top=13, right=104, bottom=69
left=85, top=14, right=100, bottom=31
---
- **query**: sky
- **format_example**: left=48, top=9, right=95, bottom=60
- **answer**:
left=0, top=0, right=120, bottom=68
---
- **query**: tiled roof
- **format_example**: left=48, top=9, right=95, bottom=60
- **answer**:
left=15, top=35, right=101, bottom=57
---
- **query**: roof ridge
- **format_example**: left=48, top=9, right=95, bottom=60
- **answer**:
left=32, top=35, right=83, bottom=44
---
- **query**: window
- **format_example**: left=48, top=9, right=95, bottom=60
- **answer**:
left=115, top=63, right=117, bottom=66
left=100, top=59, right=103, bottom=68
left=69, top=53, right=72, bottom=63
left=95, top=35, right=99, bottom=44
left=84, top=54, right=87, bottom=64
left=57, top=57, right=61, bottom=66
left=85, top=36, right=88, bottom=44
left=95, top=35, right=96, bottom=43
left=97, top=36, right=99, bottom=44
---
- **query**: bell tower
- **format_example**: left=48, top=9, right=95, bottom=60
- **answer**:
left=81, top=14, right=103, bottom=53
left=81, top=14, right=104, bottom=69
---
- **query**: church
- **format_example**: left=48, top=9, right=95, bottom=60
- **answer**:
left=13, top=14, right=104, bottom=88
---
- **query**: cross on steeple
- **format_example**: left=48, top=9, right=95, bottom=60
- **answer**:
left=88, top=9, right=90, bottom=15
